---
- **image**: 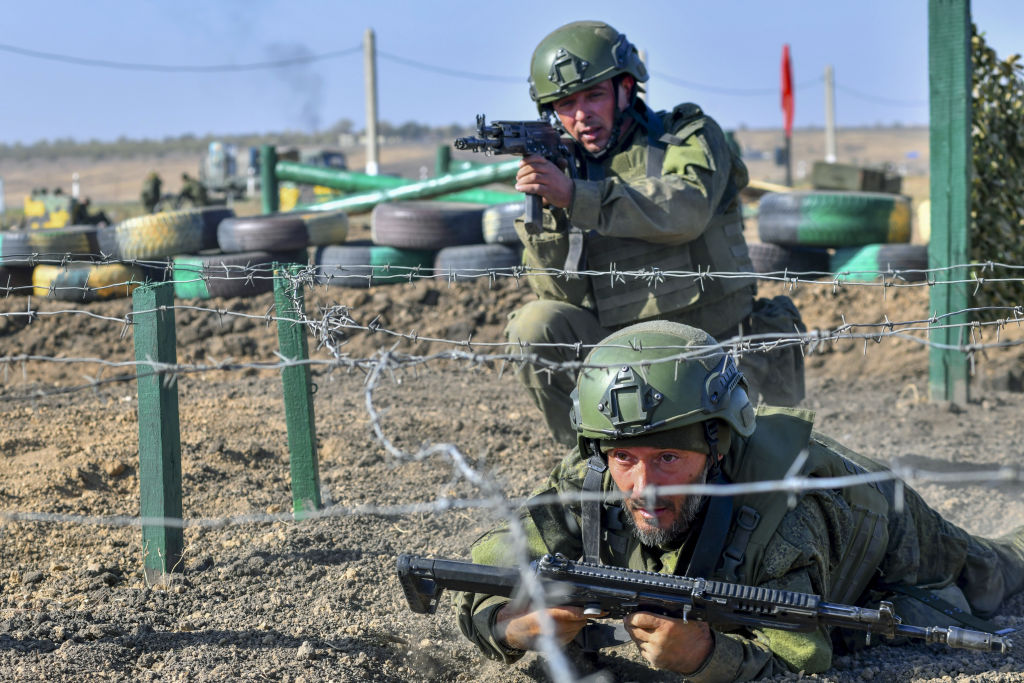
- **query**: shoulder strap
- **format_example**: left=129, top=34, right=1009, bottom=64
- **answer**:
left=644, top=104, right=708, bottom=178
left=581, top=454, right=607, bottom=564
left=683, top=471, right=734, bottom=577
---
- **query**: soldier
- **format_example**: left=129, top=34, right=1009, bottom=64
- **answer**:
left=140, top=172, right=163, bottom=213
left=179, top=172, right=208, bottom=208
left=455, top=321, right=1024, bottom=680
left=507, top=21, right=805, bottom=447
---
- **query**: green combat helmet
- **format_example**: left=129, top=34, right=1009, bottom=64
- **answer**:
left=528, top=20, right=649, bottom=111
left=569, top=321, right=756, bottom=459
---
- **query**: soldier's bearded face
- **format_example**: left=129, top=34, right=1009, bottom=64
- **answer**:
left=607, top=446, right=712, bottom=548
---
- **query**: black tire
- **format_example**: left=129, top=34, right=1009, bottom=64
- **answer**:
left=371, top=201, right=484, bottom=249
left=197, top=207, right=236, bottom=250
left=433, top=244, right=521, bottom=282
left=758, top=191, right=912, bottom=247
left=314, top=241, right=435, bottom=288
left=748, top=242, right=830, bottom=277
left=0, top=265, right=34, bottom=294
left=831, top=244, right=929, bottom=282
left=173, top=250, right=306, bottom=300
left=217, top=213, right=308, bottom=253
left=482, top=201, right=524, bottom=244
left=96, top=224, right=120, bottom=259
left=0, top=225, right=100, bottom=263
left=300, top=210, right=349, bottom=246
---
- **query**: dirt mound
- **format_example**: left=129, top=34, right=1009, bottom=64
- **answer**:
left=1, top=271, right=1023, bottom=682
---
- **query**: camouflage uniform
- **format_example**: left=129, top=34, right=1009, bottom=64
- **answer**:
left=453, top=407, right=1024, bottom=680
left=507, top=22, right=804, bottom=447
left=455, top=320, right=1024, bottom=681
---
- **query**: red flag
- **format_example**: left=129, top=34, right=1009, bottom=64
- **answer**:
left=781, top=44, right=794, bottom=138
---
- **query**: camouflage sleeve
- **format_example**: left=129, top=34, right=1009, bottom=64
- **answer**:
left=566, top=115, right=735, bottom=244
left=451, top=450, right=590, bottom=662
left=686, top=490, right=850, bottom=682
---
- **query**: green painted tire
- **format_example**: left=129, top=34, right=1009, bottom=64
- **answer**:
left=32, top=262, right=144, bottom=301
left=758, top=191, right=911, bottom=247
left=830, top=244, right=928, bottom=282
left=111, top=209, right=206, bottom=260
left=173, top=250, right=307, bottom=300
left=314, top=241, right=435, bottom=288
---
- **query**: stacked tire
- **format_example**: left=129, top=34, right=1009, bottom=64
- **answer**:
left=315, top=200, right=522, bottom=288
left=0, top=223, right=142, bottom=301
left=754, top=190, right=925, bottom=282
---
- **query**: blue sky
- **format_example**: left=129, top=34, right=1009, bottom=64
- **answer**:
left=0, top=1, right=1020, bottom=144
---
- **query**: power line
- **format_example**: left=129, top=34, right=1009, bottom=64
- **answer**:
left=377, top=50, right=521, bottom=83
left=651, top=71, right=823, bottom=96
left=834, top=83, right=927, bottom=107
left=0, top=41, right=362, bottom=72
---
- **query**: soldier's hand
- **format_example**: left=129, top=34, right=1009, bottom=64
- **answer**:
left=496, top=603, right=590, bottom=650
left=624, top=611, right=713, bottom=673
left=516, top=155, right=573, bottom=209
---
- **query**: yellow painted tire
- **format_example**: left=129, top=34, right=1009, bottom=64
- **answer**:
left=32, top=263, right=144, bottom=301
left=111, top=209, right=205, bottom=260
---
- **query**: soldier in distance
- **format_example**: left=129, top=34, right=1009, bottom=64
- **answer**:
left=455, top=320, right=1024, bottom=680
left=506, top=21, right=805, bottom=448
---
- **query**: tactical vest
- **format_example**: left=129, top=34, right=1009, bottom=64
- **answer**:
left=580, top=104, right=755, bottom=329
left=577, top=407, right=891, bottom=606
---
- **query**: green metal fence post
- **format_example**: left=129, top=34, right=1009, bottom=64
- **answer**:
left=132, top=281, right=184, bottom=583
left=928, top=0, right=972, bottom=403
left=261, top=144, right=280, bottom=215
left=273, top=265, right=321, bottom=518
left=435, top=144, right=451, bottom=176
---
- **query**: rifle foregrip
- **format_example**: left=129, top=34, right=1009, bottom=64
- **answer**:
left=524, top=193, right=543, bottom=233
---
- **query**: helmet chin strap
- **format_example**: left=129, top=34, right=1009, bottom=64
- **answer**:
left=703, top=420, right=723, bottom=480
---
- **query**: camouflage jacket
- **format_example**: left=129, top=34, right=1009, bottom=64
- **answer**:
left=452, top=406, right=1003, bottom=681
left=516, top=100, right=755, bottom=332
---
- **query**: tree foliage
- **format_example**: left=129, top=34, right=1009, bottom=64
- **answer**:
left=971, top=26, right=1024, bottom=320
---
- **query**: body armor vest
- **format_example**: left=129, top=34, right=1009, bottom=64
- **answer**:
left=580, top=104, right=755, bottom=329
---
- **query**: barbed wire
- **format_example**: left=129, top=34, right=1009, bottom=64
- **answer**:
left=3, top=289, right=1022, bottom=683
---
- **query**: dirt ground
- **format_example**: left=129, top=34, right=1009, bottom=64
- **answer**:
left=1, top=224, right=1023, bottom=683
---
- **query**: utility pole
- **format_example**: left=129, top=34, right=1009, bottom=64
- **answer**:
left=364, top=28, right=380, bottom=176
left=824, top=65, right=837, bottom=163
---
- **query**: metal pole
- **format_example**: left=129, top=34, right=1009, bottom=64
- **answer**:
left=824, top=65, right=837, bottom=163
left=785, top=135, right=793, bottom=186
left=638, top=49, right=648, bottom=103
left=260, top=145, right=279, bottom=215
left=364, top=28, right=380, bottom=176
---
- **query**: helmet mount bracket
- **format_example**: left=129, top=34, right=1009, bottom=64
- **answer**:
left=597, top=365, right=663, bottom=433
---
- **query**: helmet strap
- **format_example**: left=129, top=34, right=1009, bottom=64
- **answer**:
left=703, top=420, right=723, bottom=479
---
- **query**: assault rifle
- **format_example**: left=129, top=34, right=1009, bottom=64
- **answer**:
left=397, top=552, right=1014, bottom=654
left=454, top=115, right=572, bottom=232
